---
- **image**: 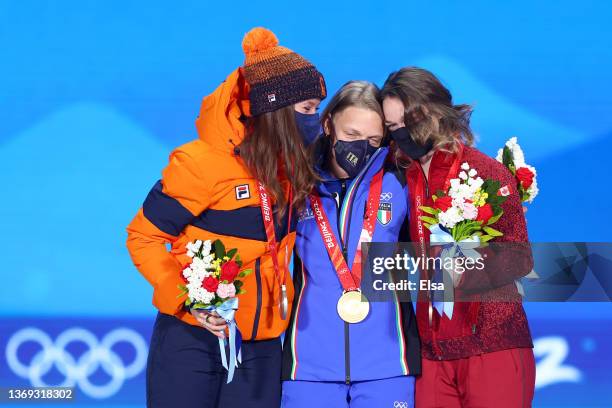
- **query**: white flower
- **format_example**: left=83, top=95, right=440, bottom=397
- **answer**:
left=438, top=207, right=464, bottom=229
left=200, top=289, right=215, bottom=304
left=182, top=267, right=193, bottom=280
left=201, top=240, right=212, bottom=255
left=495, top=148, right=503, bottom=162
left=458, top=171, right=468, bottom=180
left=468, top=169, right=477, bottom=178
left=461, top=162, right=470, bottom=170
left=450, top=184, right=473, bottom=202
left=451, top=196, right=465, bottom=209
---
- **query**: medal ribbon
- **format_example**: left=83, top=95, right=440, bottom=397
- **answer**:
left=257, top=182, right=291, bottom=300
left=413, top=143, right=464, bottom=260
left=309, top=169, right=383, bottom=291
left=412, top=143, right=464, bottom=327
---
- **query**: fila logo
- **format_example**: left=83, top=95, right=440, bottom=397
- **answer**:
left=268, top=93, right=276, bottom=102
left=235, top=184, right=250, bottom=200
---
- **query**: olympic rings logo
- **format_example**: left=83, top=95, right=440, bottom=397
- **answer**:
left=380, top=192, right=393, bottom=201
left=6, top=327, right=148, bottom=399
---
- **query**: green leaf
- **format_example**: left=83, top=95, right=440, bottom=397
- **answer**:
left=213, top=239, right=225, bottom=259
left=483, top=226, right=503, bottom=237
left=487, top=210, right=504, bottom=225
left=480, top=234, right=495, bottom=243
left=419, top=206, right=438, bottom=215
left=238, top=269, right=253, bottom=278
left=420, top=216, right=438, bottom=225
left=502, top=145, right=514, bottom=169
left=226, top=248, right=238, bottom=260
left=234, top=280, right=244, bottom=289
left=485, top=180, right=501, bottom=196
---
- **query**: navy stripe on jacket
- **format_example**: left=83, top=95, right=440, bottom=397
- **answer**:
left=143, top=180, right=195, bottom=236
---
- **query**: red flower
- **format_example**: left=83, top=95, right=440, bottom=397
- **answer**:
left=434, top=196, right=453, bottom=212
left=202, top=276, right=219, bottom=293
left=476, top=203, right=494, bottom=224
left=516, top=167, right=534, bottom=189
left=220, top=261, right=240, bottom=282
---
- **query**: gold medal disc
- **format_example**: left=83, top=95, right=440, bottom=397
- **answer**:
left=337, top=291, right=370, bottom=323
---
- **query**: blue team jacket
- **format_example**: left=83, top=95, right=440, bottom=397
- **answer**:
left=282, top=143, right=421, bottom=382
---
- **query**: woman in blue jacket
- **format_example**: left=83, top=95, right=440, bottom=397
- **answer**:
left=281, top=81, right=421, bottom=408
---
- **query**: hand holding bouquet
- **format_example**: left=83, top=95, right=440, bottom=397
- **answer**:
left=178, top=239, right=252, bottom=383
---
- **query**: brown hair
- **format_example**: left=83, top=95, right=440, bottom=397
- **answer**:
left=322, top=80, right=384, bottom=133
left=380, top=67, right=474, bottom=152
left=239, top=105, right=317, bottom=215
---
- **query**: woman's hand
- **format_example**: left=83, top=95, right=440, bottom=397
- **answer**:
left=191, top=309, right=228, bottom=339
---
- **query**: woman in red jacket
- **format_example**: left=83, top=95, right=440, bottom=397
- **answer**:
left=381, top=67, right=535, bottom=408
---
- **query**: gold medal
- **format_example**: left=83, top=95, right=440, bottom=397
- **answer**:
left=280, top=284, right=288, bottom=320
left=337, top=290, right=370, bottom=323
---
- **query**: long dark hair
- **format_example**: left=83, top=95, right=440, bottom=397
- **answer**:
left=381, top=67, right=474, bottom=152
left=239, top=105, right=317, bottom=215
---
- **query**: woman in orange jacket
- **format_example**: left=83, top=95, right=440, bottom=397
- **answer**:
left=126, top=27, right=326, bottom=408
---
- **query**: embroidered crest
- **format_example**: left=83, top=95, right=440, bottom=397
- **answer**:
left=377, top=202, right=392, bottom=225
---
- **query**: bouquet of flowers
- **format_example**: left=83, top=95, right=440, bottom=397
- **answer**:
left=420, top=162, right=509, bottom=243
left=496, top=137, right=539, bottom=203
left=419, top=162, right=509, bottom=318
left=178, top=239, right=251, bottom=383
left=496, top=137, right=539, bottom=295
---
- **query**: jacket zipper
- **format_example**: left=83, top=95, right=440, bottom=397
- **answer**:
left=336, top=181, right=352, bottom=384
left=250, top=258, right=262, bottom=340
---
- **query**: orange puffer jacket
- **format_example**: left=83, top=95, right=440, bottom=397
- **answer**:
left=126, top=68, right=294, bottom=340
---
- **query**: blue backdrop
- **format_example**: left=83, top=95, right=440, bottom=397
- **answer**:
left=1, top=1, right=611, bottom=407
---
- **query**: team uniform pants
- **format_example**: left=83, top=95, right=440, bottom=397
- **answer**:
left=146, top=312, right=282, bottom=408
left=282, top=375, right=416, bottom=408
left=416, top=348, right=535, bottom=408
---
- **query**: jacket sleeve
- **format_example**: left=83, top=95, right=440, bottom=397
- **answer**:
left=126, top=147, right=211, bottom=315
left=457, top=163, right=534, bottom=295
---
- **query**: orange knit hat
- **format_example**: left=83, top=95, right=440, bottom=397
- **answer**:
left=241, top=27, right=326, bottom=116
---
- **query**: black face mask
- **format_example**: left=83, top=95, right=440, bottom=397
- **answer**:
left=333, top=139, right=377, bottom=178
left=389, top=127, right=433, bottom=160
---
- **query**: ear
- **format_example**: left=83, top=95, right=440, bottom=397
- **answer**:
left=322, top=115, right=333, bottom=137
